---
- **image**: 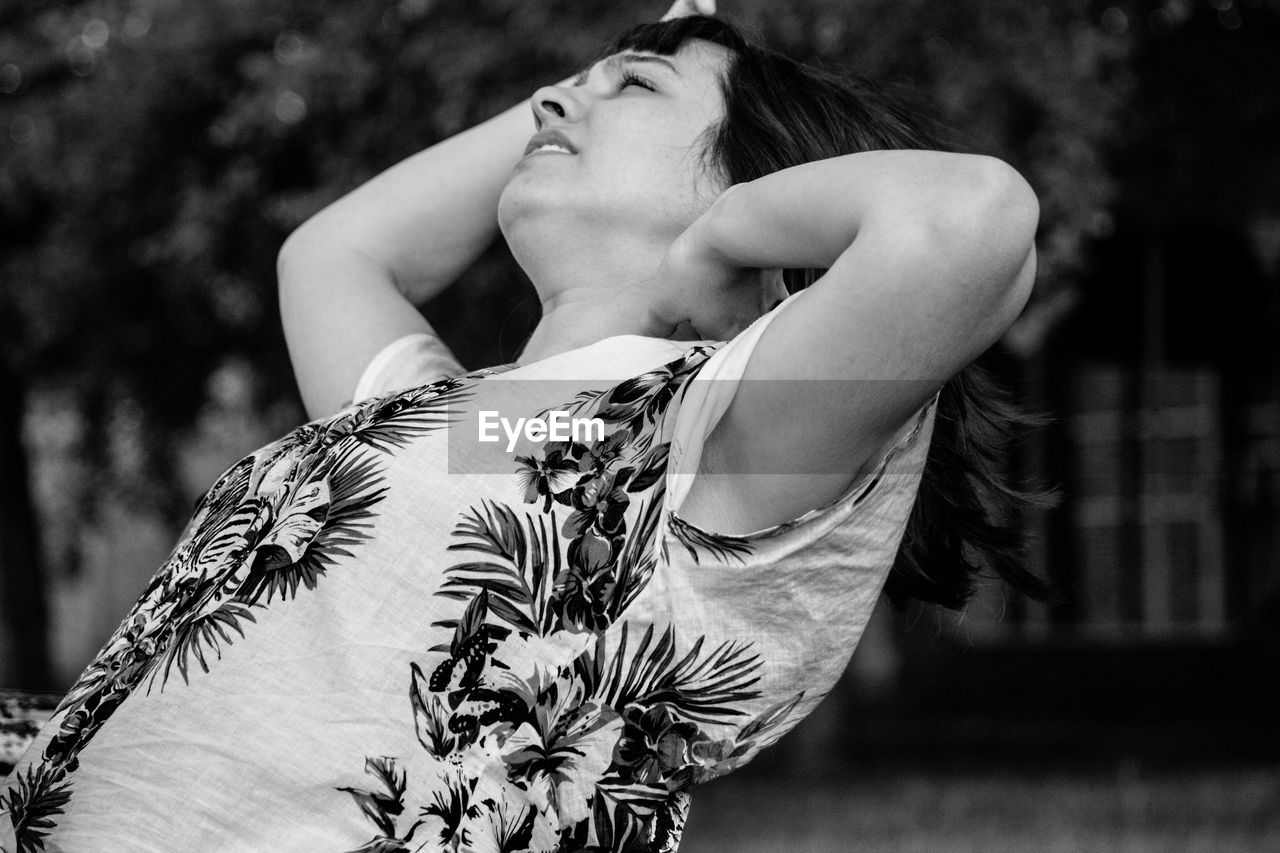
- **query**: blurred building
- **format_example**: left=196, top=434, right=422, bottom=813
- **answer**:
left=793, top=220, right=1280, bottom=772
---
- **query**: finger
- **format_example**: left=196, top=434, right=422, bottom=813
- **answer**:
left=660, top=0, right=695, bottom=21
left=661, top=0, right=714, bottom=21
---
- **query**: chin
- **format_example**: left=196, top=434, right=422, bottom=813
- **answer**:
left=495, top=178, right=526, bottom=237
left=497, top=177, right=571, bottom=238
left=499, top=210, right=566, bottom=295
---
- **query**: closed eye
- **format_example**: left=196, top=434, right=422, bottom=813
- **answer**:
left=569, top=59, right=661, bottom=91
left=617, top=71, right=656, bottom=92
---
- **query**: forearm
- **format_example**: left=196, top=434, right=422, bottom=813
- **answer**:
left=278, top=244, right=440, bottom=418
left=277, top=82, right=566, bottom=419
left=285, top=82, right=567, bottom=304
left=699, top=150, right=1038, bottom=284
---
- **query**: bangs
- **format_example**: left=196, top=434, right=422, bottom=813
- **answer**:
left=605, top=15, right=747, bottom=60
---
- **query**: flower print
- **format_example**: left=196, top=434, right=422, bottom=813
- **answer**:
left=550, top=566, right=614, bottom=635
left=550, top=531, right=621, bottom=633
left=562, top=468, right=633, bottom=540
left=612, top=704, right=700, bottom=785
left=421, top=771, right=480, bottom=848
left=566, top=528, right=620, bottom=576
left=476, top=802, right=539, bottom=853
left=447, top=766, right=559, bottom=853
left=663, top=693, right=807, bottom=790
left=515, top=444, right=580, bottom=512
left=575, top=429, right=632, bottom=478
left=661, top=732, right=735, bottom=790
left=496, top=670, right=623, bottom=825
left=11, top=384, right=472, bottom=846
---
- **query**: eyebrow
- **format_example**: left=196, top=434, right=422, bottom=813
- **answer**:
left=572, top=53, right=682, bottom=85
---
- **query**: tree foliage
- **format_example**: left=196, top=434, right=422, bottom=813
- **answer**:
left=0, top=0, right=1131, bottom=681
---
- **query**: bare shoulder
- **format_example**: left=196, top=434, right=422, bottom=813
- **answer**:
left=680, top=246, right=1033, bottom=534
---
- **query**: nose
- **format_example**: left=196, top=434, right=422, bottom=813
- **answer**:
left=531, top=84, right=577, bottom=130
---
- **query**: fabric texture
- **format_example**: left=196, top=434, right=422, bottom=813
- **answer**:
left=1, top=293, right=937, bottom=853
left=352, top=332, right=466, bottom=403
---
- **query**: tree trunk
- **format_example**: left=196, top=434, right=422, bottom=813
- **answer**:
left=0, top=359, right=53, bottom=689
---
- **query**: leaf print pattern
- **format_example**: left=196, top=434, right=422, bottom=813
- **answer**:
left=0, top=764, right=70, bottom=853
left=6, top=336, right=889, bottom=852
left=422, top=774, right=481, bottom=847
left=338, top=345, right=819, bottom=852
left=581, top=624, right=762, bottom=725
left=5, top=375, right=478, bottom=850
left=336, top=756, right=417, bottom=849
left=592, top=356, right=712, bottom=456
left=438, top=502, right=562, bottom=637
left=663, top=513, right=754, bottom=567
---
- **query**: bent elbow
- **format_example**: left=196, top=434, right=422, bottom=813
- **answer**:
left=938, top=156, right=1039, bottom=281
left=276, top=228, right=312, bottom=299
left=972, top=156, right=1039, bottom=257
left=924, top=158, right=1040, bottom=340
left=929, top=156, right=1035, bottom=235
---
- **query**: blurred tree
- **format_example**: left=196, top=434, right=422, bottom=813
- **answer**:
left=737, top=0, right=1131, bottom=327
left=1115, top=0, right=1280, bottom=229
left=0, top=0, right=1129, bottom=687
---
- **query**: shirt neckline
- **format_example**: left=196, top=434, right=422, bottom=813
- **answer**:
left=500, top=334, right=719, bottom=372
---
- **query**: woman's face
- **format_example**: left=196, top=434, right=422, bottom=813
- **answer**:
left=498, top=39, right=732, bottom=259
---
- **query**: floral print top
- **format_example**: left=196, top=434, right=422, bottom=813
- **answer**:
left=2, top=294, right=937, bottom=853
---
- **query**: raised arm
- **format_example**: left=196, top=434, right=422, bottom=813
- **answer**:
left=652, top=150, right=1038, bottom=531
left=278, top=0, right=717, bottom=419
left=277, top=95, right=542, bottom=418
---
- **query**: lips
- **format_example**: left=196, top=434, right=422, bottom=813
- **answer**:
left=524, top=128, right=578, bottom=157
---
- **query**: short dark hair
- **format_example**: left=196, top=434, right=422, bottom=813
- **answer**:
left=608, top=16, right=1059, bottom=611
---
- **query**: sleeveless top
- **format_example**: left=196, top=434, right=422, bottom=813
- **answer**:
left=1, top=291, right=937, bottom=853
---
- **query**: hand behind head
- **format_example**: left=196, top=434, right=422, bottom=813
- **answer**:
left=662, top=0, right=717, bottom=22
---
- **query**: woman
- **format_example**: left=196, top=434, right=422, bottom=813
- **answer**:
left=2, top=2, right=1045, bottom=850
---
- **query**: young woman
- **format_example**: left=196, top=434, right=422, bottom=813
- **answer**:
left=2, top=2, right=1046, bottom=851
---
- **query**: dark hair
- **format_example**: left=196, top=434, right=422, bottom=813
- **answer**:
left=609, top=16, right=1059, bottom=611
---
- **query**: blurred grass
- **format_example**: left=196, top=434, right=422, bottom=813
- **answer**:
left=679, top=764, right=1280, bottom=853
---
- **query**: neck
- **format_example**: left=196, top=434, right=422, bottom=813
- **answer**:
left=516, top=286, right=653, bottom=366
left=508, top=224, right=680, bottom=366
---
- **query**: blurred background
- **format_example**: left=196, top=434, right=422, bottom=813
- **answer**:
left=1, top=0, right=1278, bottom=849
